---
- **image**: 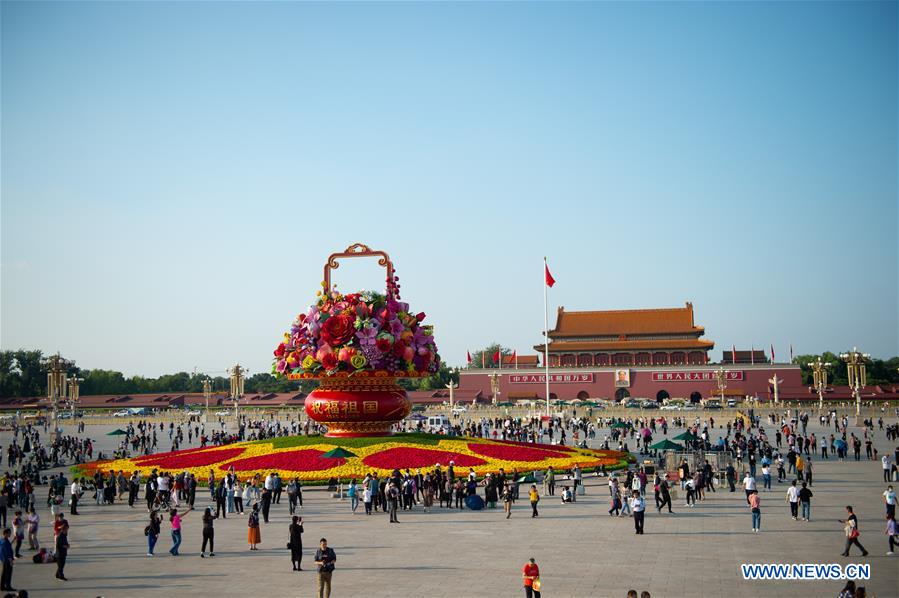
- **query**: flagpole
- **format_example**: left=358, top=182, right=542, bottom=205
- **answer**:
left=544, top=257, right=551, bottom=418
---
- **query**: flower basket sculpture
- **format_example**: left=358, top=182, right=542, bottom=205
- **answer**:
left=273, top=244, right=440, bottom=437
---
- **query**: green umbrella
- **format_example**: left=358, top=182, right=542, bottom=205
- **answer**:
left=516, top=474, right=538, bottom=483
left=610, top=421, right=631, bottom=429
left=320, top=447, right=357, bottom=459
left=107, top=429, right=128, bottom=436
left=650, top=439, right=684, bottom=451
left=496, top=402, right=514, bottom=407
left=673, top=431, right=697, bottom=441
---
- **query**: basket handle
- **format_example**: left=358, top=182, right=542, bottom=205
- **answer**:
left=323, top=243, right=395, bottom=297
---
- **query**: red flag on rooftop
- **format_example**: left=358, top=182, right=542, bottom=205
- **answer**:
left=731, top=345, right=737, bottom=365
left=492, top=350, right=501, bottom=366
left=545, top=261, right=555, bottom=288
left=770, top=344, right=775, bottom=363
left=466, top=350, right=472, bottom=365
left=511, top=350, right=518, bottom=369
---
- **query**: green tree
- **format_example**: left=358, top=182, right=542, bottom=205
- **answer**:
left=466, top=344, right=512, bottom=369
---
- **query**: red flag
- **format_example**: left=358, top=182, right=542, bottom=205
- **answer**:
left=511, top=350, right=518, bottom=369
left=492, top=350, right=501, bottom=365
left=466, top=350, right=472, bottom=365
left=770, top=344, right=775, bottom=363
left=545, top=262, right=555, bottom=288
left=731, top=345, right=737, bottom=364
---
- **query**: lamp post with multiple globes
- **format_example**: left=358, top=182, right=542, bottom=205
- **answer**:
left=840, top=347, right=869, bottom=419
left=45, top=354, right=70, bottom=443
left=229, top=364, right=247, bottom=424
left=808, top=357, right=832, bottom=411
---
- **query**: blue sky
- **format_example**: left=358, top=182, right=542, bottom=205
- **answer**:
left=2, top=1, right=896, bottom=377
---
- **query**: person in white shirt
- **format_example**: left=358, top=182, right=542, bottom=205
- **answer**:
left=69, top=480, right=81, bottom=515
left=630, top=491, right=645, bottom=534
left=742, top=473, right=756, bottom=504
left=786, top=480, right=800, bottom=520
left=264, top=474, right=274, bottom=492
left=883, top=485, right=897, bottom=519
left=883, top=455, right=893, bottom=483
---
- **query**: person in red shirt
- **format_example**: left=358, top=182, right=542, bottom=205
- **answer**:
left=522, top=557, right=541, bottom=598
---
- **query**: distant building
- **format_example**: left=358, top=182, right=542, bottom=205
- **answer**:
left=535, top=302, right=714, bottom=367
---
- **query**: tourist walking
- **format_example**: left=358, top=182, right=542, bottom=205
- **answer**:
left=55, top=522, right=69, bottom=581
left=314, top=537, right=336, bottom=598
left=503, top=484, right=512, bottom=519
left=0, top=528, right=14, bottom=591
left=657, top=479, right=673, bottom=514
left=631, top=490, right=645, bottom=535
left=146, top=511, right=161, bottom=556
left=347, top=479, right=358, bottom=514
left=883, top=485, right=897, bottom=519
left=522, top=557, right=541, bottom=598
left=200, top=507, right=215, bottom=557
left=786, top=480, right=800, bottom=520
left=885, top=512, right=898, bottom=556
left=248, top=504, right=261, bottom=550
left=799, top=482, right=813, bottom=521
left=529, top=484, right=539, bottom=518
left=749, top=490, right=761, bottom=532
left=288, top=515, right=304, bottom=570
left=840, top=505, right=869, bottom=557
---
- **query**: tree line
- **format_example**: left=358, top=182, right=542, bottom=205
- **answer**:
left=0, top=349, right=460, bottom=398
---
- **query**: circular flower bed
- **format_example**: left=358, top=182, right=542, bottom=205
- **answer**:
left=74, top=433, right=632, bottom=483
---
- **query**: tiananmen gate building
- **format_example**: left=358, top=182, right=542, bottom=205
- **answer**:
left=459, top=302, right=803, bottom=403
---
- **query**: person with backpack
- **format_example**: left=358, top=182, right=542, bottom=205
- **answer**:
left=314, top=537, right=336, bottom=598
left=145, top=511, right=161, bottom=556
left=247, top=503, right=261, bottom=550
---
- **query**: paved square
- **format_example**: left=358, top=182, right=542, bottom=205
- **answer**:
left=1, top=414, right=897, bottom=598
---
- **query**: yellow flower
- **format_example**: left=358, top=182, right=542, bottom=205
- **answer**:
left=302, top=355, right=317, bottom=369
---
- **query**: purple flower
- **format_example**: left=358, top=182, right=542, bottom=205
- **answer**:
left=388, top=318, right=404, bottom=337
left=356, top=325, right=378, bottom=346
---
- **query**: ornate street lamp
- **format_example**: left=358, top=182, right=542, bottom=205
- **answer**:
left=445, top=368, right=458, bottom=411
left=66, top=375, right=82, bottom=418
left=44, top=354, right=70, bottom=442
left=714, top=366, right=728, bottom=403
left=229, top=364, right=247, bottom=422
left=807, top=357, right=831, bottom=411
left=839, top=347, right=869, bottom=418
left=202, top=377, right=213, bottom=417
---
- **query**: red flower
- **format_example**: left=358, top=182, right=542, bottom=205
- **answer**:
left=392, top=341, right=406, bottom=358
left=321, top=352, right=339, bottom=370
left=320, top=314, right=355, bottom=346
left=362, top=447, right=487, bottom=469
left=224, top=449, right=345, bottom=472
left=274, top=343, right=287, bottom=358
left=376, top=337, right=393, bottom=352
left=134, top=447, right=245, bottom=470
left=415, top=312, right=426, bottom=322
left=467, top=443, right=570, bottom=462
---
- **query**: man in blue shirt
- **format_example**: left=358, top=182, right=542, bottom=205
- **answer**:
left=0, top=527, right=15, bottom=591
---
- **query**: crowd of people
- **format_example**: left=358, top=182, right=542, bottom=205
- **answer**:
left=0, top=405, right=895, bottom=596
